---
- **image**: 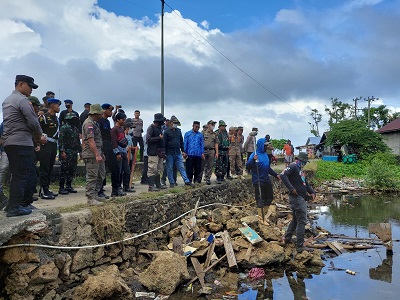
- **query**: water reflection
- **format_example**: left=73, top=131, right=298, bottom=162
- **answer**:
left=369, top=254, right=393, bottom=283
left=286, top=272, right=307, bottom=300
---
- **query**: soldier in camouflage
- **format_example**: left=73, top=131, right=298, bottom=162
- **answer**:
left=58, top=112, right=81, bottom=195
left=215, top=120, right=230, bottom=184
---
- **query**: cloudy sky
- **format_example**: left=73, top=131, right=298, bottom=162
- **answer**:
left=1, top=0, right=399, bottom=147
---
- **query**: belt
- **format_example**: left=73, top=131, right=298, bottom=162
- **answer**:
left=47, top=137, right=58, bottom=143
left=204, top=148, right=214, bottom=150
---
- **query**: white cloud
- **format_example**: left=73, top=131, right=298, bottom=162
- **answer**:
left=0, top=0, right=399, bottom=149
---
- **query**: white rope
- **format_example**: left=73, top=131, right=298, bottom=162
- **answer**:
left=0, top=202, right=251, bottom=250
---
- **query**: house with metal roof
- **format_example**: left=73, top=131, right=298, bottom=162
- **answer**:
left=376, top=118, right=400, bottom=154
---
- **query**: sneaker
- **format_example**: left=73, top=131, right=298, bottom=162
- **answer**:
left=49, top=190, right=58, bottom=197
left=216, top=178, right=222, bottom=184
left=6, top=205, right=32, bottom=217
left=41, top=191, right=55, bottom=200
left=185, top=182, right=194, bottom=187
left=170, top=183, right=176, bottom=188
left=148, top=186, right=160, bottom=192
left=23, top=204, right=38, bottom=210
left=59, top=188, right=69, bottom=195
left=87, top=199, right=103, bottom=206
left=66, top=187, right=77, bottom=193
left=123, top=188, right=136, bottom=193
left=97, top=192, right=110, bottom=199
left=111, top=189, right=126, bottom=197
left=206, top=180, right=211, bottom=185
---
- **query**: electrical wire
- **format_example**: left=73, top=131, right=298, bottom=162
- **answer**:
left=0, top=202, right=251, bottom=251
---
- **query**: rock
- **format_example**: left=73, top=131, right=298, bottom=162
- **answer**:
left=1, top=248, right=40, bottom=264
left=191, top=240, right=209, bottom=250
left=139, top=251, right=190, bottom=295
left=226, top=219, right=240, bottom=231
left=207, top=222, right=223, bottom=233
left=240, top=215, right=259, bottom=226
left=71, top=249, right=94, bottom=272
left=4, top=273, right=29, bottom=295
left=232, top=237, right=251, bottom=251
left=11, top=263, right=37, bottom=275
left=73, top=265, right=132, bottom=300
left=42, top=289, right=57, bottom=300
left=60, top=254, right=72, bottom=280
left=258, top=224, right=283, bottom=241
left=236, top=241, right=284, bottom=267
left=211, top=208, right=231, bottom=225
left=30, top=262, right=59, bottom=284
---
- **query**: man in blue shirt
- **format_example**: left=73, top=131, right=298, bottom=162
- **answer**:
left=184, top=121, right=205, bottom=184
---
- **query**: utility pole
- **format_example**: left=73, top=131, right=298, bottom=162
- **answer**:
left=365, top=96, right=378, bottom=128
left=352, top=97, right=362, bottom=120
left=160, top=0, right=165, bottom=115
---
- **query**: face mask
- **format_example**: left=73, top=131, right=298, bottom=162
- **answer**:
left=173, top=124, right=178, bottom=129
left=210, top=125, right=215, bottom=130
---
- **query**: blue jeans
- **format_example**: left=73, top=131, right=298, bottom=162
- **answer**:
left=166, top=154, right=189, bottom=184
left=284, top=195, right=307, bottom=250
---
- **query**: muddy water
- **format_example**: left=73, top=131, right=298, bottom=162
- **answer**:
left=171, top=195, right=400, bottom=300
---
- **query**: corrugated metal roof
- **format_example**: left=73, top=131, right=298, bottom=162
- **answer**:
left=376, top=118, right=400, bottom=133
left=306, top=136, right=321, bottom=145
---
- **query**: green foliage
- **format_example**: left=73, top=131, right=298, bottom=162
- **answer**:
left=325, top=98, right=352, bottom=128
left=364, top=156, right=400, bottom=189
left=270, top=138, right=286, bottom=151
left=361, top=152, right=398, bottom=165
left=314, top=160, right=365, bottom=183
left=325, top=119, right=390, bottom=154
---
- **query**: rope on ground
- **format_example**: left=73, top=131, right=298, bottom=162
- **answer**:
left=0, top=202, right=251, bottom=250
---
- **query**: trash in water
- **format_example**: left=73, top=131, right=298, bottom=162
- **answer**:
left=135, top=291, right=156, bottom=298
left=238, top=289, right=258, bottom=300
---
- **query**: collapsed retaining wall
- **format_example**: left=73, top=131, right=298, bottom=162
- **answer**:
left=0, top=179, right=254, bottom=300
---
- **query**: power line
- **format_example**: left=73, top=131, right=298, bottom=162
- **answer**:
left=163, top=1, right=303, bottom=113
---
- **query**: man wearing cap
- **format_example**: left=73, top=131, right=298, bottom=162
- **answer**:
left=131, top=110, right=144, bottom=162
left=164, top=115, right=193, bottom=187
left=79, top=102, right=91, bottom=125
left=58, top=112, right=81, bottom=195
left=184, top=121, right=205, bottom=184
left=201, top=120, right=219, bottom=185
left=2, top=75, right=44, bottom=217
left=146, top=113, right=167, bottom=191
left=82, top=104, right=106, bottom=205
left=244, top=127, right=258, bottom=160
left=215, top=120, right=230, bottom=184
left=97, top=103, right=125, bottom=197
left=38, top=98, right=61, bottom=200
left=59, top=99, right=80, bottom=128
left=280, top=152, right=316, bottom=253
left=228, top=126, right=243, bottom=179
left=111, top=112, right=135, bottom=193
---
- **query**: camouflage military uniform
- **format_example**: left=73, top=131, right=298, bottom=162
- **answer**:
left=229, top=131, right=243, bottom=176
left=215, top=123, right=229, bottom=181
left=58, top=114, right=81, bottom=193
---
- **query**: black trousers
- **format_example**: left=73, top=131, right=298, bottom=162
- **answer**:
left=141, top=156, right=148, bottom=183
left=39, top=142, right=57, bottom=188
left=103, top=141, right=121, bottom=189
left=133, top=136, right=144, bottom=161
left=4, top=145, right=35, bottom=209
left=186, top=156, right=202, bottom=183
left=253, top=182, right=274, bottom=207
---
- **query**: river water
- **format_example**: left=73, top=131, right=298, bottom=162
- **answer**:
left=171, top=194, right=400, bottom=300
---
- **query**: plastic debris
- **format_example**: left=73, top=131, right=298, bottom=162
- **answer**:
left=135, top=291, right=156, bottom=298
left=247, top=268, right=265, bottom=280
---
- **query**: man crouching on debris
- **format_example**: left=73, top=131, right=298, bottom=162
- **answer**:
left=246, top=137, right=280, bottom=226
left=280, top=152, right=316, bottom=253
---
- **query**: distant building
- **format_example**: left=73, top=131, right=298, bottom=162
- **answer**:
left=376, top=118, right=400, bottom=155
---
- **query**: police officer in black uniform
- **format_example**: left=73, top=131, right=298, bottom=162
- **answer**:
left=38, top=98, right=61, bottom=199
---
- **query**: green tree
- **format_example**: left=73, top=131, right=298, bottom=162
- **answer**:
left=325, top=119, right=389, bottom=155
left=270, top=138, right=286, bottom=152
left=325, top=98, right=352, bottom=129
left=360, top=105, right=400, bottom=129
left=309, top=108, right=322, bottom=137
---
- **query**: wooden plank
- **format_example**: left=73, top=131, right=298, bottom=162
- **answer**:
left=331, top=241, right=347, bottom=253
left=220, top=231, right=238, bottom=269
left=187, top=254, right=227, bottom=285
left=326, top=241, right=342, bottom=256
left=245, top=244, right=253, bottom=262
left=204, top=242, right=215, bottom=268
left=190, top=257, right=205, bottom=288
left=369, top=223, right=392, bottom=252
